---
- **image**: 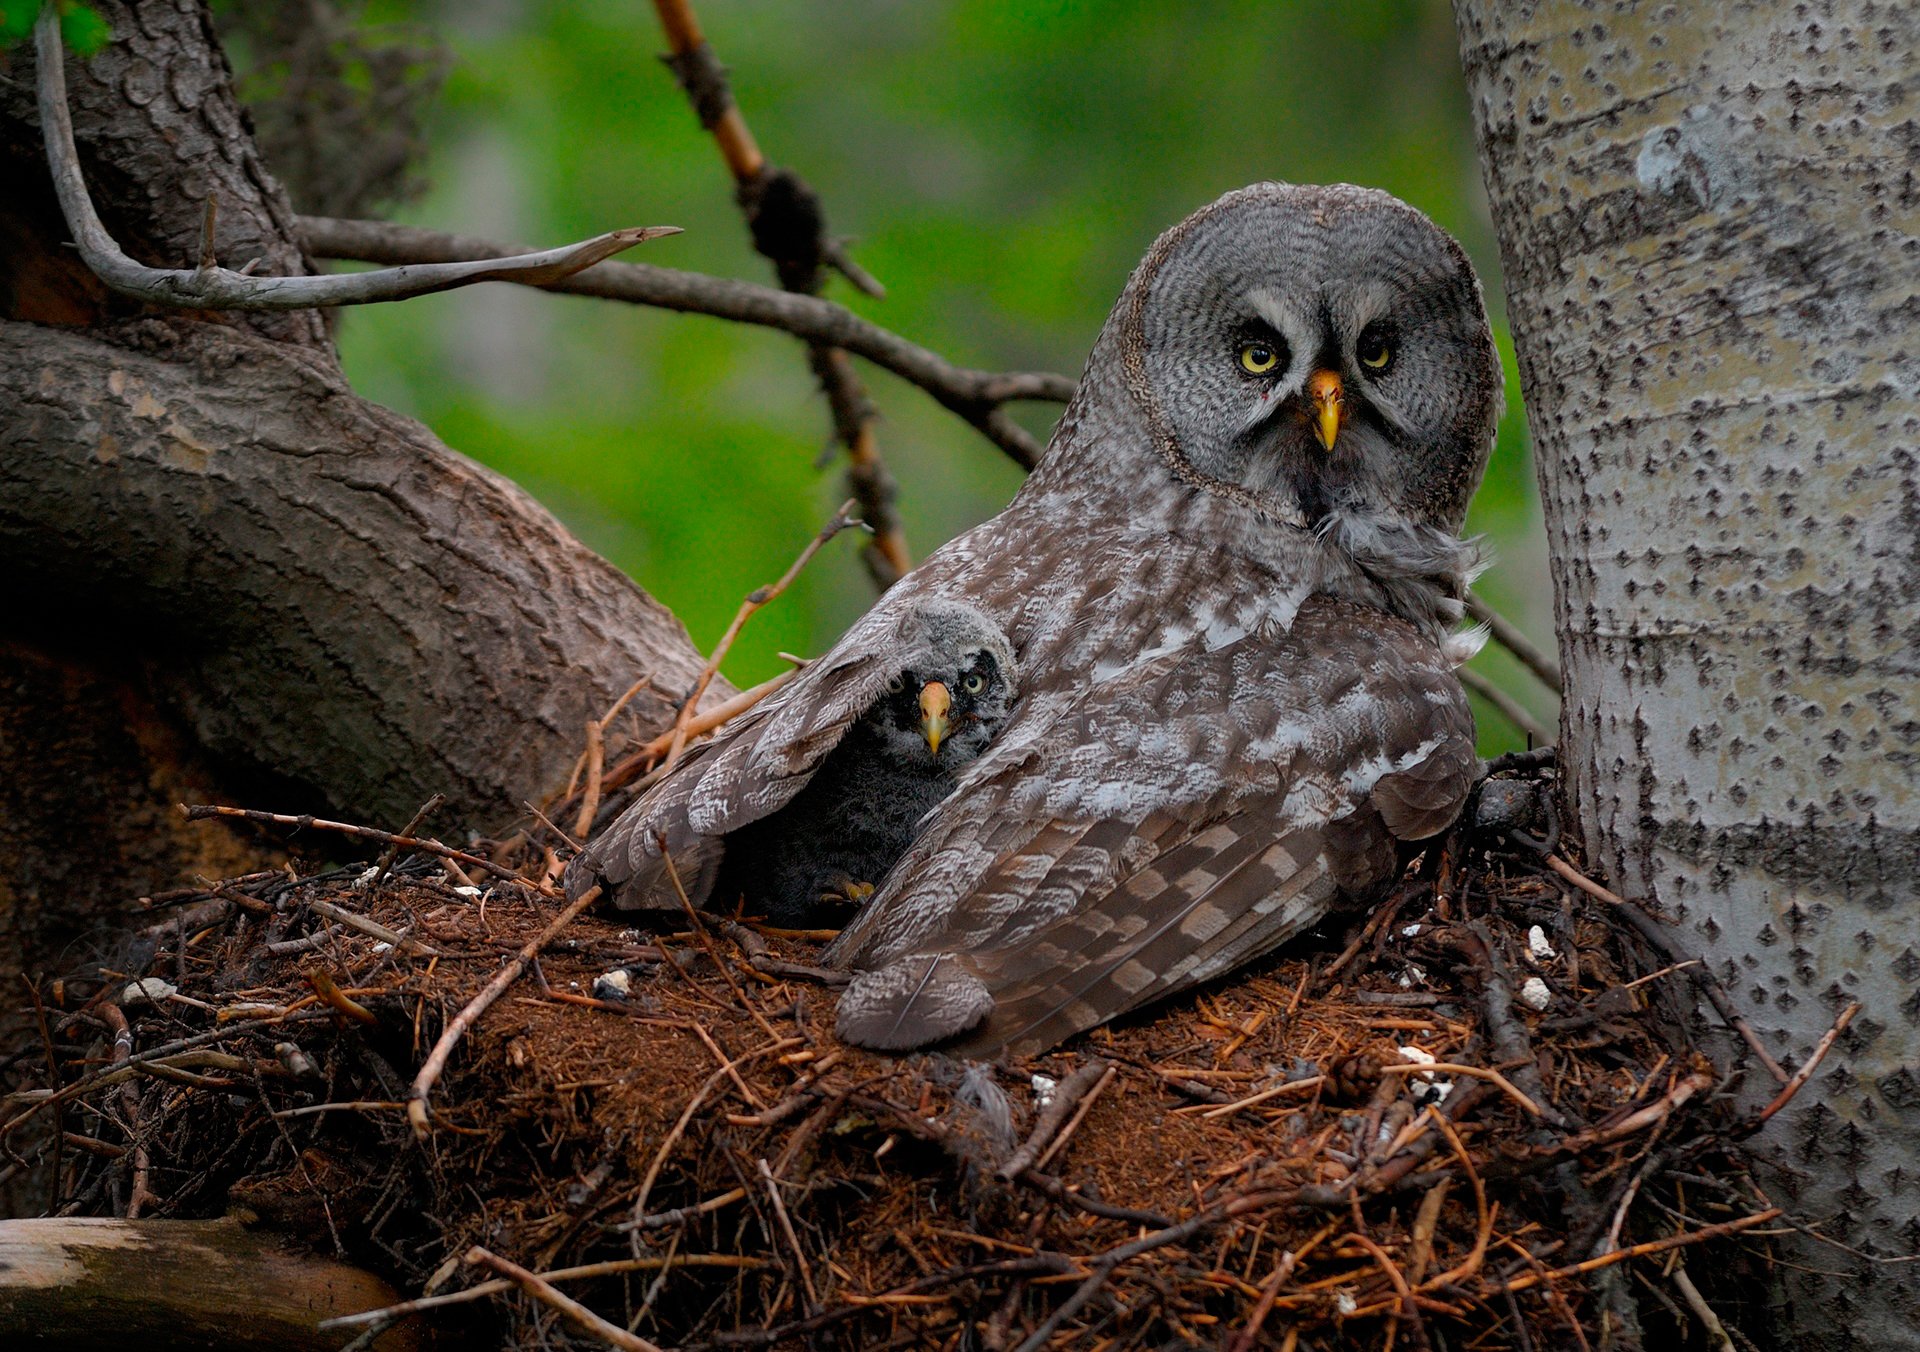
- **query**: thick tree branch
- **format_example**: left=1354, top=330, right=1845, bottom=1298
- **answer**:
left=1464, top=591, right=1561, bottom=692
left=297, top=216, right=1071, bottom=469
left=34, top=7, right=677, bottom=313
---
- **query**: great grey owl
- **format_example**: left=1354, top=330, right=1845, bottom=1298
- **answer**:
left=568, top=182, right=1501, bottom=1058
left=581, top=601, right=1016, bottom=924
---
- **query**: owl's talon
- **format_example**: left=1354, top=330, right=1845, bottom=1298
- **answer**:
left=820, top=879, right=875, bottom=907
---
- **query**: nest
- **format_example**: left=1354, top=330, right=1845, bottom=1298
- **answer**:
left=3, top=758, right=1790, bottom=1350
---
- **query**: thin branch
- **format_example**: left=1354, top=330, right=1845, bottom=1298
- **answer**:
left=466, top=1247, right=665, bottom=1352
left=663, top=501, right=859, bottom=770
left=1460, top=665, right=1552, bottom=745
left=34, top=7, right=676, bottom=312
left=1465, top=591, right=1563, bottom=691
left=651, top=0, right=910, bottom=584
left=1753, top=1001, right=1858, bottom=1126
left=180, top=804, right=522, bottom=882
left=297, top=216, right=1069, bottom=468
left=406, top=886, right=601, bottom=1138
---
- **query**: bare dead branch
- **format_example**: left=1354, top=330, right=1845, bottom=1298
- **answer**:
left=652, top=0, right=909, bottom=585
left=34, top=7, right=675, bottom=312
left=1465, top=591, right=1563, bottom=691
left=1460, top=665, right=1552, bottom=745
left=297, top=216, right=1071, bottom=468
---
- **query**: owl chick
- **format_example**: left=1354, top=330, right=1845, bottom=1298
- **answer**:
left=585, top=601, right=1017, bottom=926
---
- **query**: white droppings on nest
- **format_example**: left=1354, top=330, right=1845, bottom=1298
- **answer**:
left=1335, top=1290, right=1358, bottom=1316
left=371, top=941, right=393, bottom=955
left=1398, top=1044, right=1454, bottom=1106
left=453, top=885, right=484, bottom=900
left=593, top=969, right=633, bottom=1001
left=1520, top=977, right=1553, bottom=1011
left=1401, top=922, right=1425, bottom=938
left=1397, top=963, right=1428, bottom=989
left=352, top=865, right=382, bottom=889
left=1527, top=925, right=1557, bottom=963
left=1031, top=1073, right=1059, bottom=1110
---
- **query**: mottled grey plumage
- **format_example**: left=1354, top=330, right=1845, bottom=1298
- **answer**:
left=573, top=600, right=1016, bottom=919
left=569, top=182, right=1501, bottom=1058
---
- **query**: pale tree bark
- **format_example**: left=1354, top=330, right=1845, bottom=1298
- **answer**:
left=1454, top=1, right=1920, bottom=1345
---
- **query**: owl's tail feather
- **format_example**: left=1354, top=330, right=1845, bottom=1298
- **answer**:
left=836, top=953, right=994, bottom=1051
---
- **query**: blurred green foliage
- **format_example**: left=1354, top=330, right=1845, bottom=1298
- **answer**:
left=325, top=0, right=1556, bottom=754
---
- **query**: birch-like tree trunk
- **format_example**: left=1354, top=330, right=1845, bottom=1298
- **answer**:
left=1454, top=2, right=1920, bottom=1344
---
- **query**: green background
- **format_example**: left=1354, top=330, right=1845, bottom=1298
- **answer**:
left=314, top=0, right=1557, bottom=753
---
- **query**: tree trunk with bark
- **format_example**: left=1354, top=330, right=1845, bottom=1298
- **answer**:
left=0, top=1, right=714, bottom=1070
left=1454, top=1, right=1920, bottom=1344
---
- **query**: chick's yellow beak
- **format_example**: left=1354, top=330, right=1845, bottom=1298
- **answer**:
left=919, top=681, right=951, bottom=757
left=1307, top=368, right=1344, bottom=452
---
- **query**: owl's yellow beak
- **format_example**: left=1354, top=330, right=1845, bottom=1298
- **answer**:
left=919, top=681, right=951, bottom=757
left=1307, top=369, right=1344, bottom=451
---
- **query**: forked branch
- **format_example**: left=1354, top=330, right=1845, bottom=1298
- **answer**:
left=34, top=7, right=676, bottom=312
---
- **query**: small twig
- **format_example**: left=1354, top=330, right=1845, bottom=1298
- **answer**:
left=574, top=717, right=606, bottom=841
left=34, top=7, right=676, bottom=312
left=297, top=216, right=1069, bottom=468
left=1541, top=854, right=1790, bottom=1085
left=999, top=1060, right=1110, bottom=1180
left=1464, top=591, right=1562, bottom=691
left=375, top=794, right=445, bottom=883
left=307, top=898, right=438, bottom=957
left=465, top=1247, right=665, bottom=1352
left=582, top=669, right=799, bottom=811
left=181, top=804, right=523, bottom=881
left=1195, top=1075, right=1325, bottom=1120
left=1670, top=1262, right=1739, bottom=1352
left=97, top=1003, right=156, bottom=1219
left=1487, top=1209, right=1781, bottom=1295
left=303, top=968, right=378, bottom=1026
left=664, top=501, right=859, bottom=769
left=1753, top=1001, right=1858, bottom=1127
left=1034, top=1064, right=1116, bottom=1171
left=1459, top=666, right=1552, bottom=745
left=1349, top=1232, right=1431, bottom=1352
left=756, top=1157, right=821, bottom=1311
left=406, top=887, right=601, bottom=1138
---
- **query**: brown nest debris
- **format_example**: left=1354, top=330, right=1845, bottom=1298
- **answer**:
left=2, top=756, right=1818, bottom=1350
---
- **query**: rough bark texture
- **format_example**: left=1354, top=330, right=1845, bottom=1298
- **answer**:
left=0, top=4, right=720, bottom=976
left=0, top=1217, right=418, bottom=1350
left=1454, top=1, right=1920, bottom=1345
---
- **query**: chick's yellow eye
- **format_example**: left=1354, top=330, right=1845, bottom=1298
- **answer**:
left=963, top=672, right=987, bottom=695
left=1360, top=339, right=1392, bottom=370
left=1239, top=343, right=1279, bottom=375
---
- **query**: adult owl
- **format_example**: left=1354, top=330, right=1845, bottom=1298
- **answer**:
left=569, top=182, right=1500, bottom=1058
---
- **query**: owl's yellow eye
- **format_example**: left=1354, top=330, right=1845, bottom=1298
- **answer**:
left=1359, top=335, right=1393, bottom=370
left=962, top=671, right=987, bottom=695
left=1239, top=342, right=1280, bottom=375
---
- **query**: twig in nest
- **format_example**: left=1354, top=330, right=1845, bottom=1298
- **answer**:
left=1488, top=1209, right=1782, bottom=1296
left=303, top=969, right=377, bottom=1026
left=1464, top=591, right=1562, bottom=691
left=375, top=794, right=445, bottom=883
left=651, top=0, right=910, bottom=585
left=1753, top=1001, right=1858, bottom=1127
left=181, top=804, right=523, bottom=882
left=999, top=1059, right=1110, bottom=1180
left=757, top=1156, right=821, bottom=1311
left=97, top=1003, right=156, bottom=1219
left=406, top=886, right=601, bottom=1138
left=663, top=500, right=860, bottom=770
left=306, top=898, right=437, bottom=957
left=577, top=669, right=799, bottom=823
left=35, top=8, right=674, bottom=312
left=466, top=1246, right=665, bottom=1352
left=1540, top=854, right=1790, bottom=1086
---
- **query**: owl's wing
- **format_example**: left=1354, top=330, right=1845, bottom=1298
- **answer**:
left=565, top=607, right=931, bottom=910
left=829, top=597, right=1478, bottom=1057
